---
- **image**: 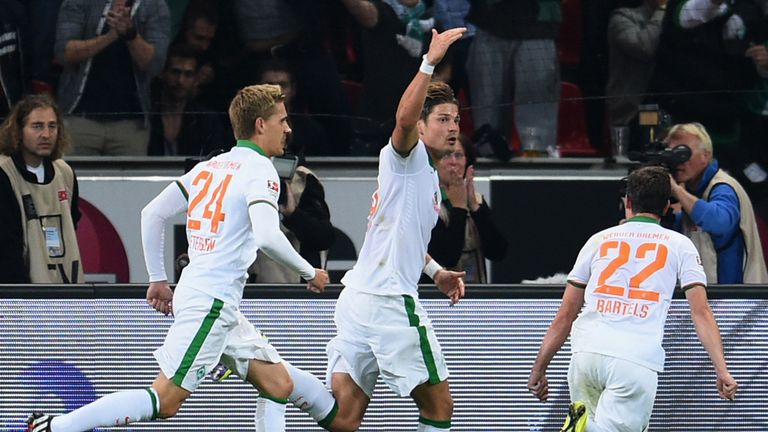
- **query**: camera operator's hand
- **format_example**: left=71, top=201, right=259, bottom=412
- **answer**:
left=669, top=174, right=698, bottom=216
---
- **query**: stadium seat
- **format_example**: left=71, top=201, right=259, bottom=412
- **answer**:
left=507, top=82, right=599, bottom=157
left=558, top=81, right=599, bottom=156
left=458, top=87, right=474, bottom=136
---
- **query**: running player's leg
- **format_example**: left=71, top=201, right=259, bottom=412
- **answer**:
left=219, top=311, right=294, bottom=432
left=28, top=375, right=171, bottom=432
left=374, top=294, right=450, bottom=431
left=411, top=380, right=453, bottom=431
left=29, top=285, right=231, bottom=432
left=323, top=351, right=373, bottom=432
left=246, top=359, right=293, bottom=432
left=568, top=352, right=656, bottom=432
left=283, top=361, right=340, bottom=427
left=591, top=357, right=656, bottom=432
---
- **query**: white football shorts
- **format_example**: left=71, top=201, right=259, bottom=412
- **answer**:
left=326, top=287, right=449, bottom=398
left=154, top=286, right=281, bottom=391
left=568, top=351, right=657, bottom=432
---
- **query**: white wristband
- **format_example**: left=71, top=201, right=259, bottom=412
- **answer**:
left=423, top=259, right=443, bottom=280
left=419, top=55, right=435, bottom=75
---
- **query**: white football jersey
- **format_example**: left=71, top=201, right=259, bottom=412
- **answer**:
left=568, top=217, right=706, bottom=372
left=176, top=143, right=281, bottom=305
left=342, top=139, right=441, bottom=297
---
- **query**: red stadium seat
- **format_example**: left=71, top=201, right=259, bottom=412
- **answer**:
left=558, top=81, right=599, bottom=156
left=457, top=88, right=474, bottom=136
left=507, top=82, right=599, bottom=156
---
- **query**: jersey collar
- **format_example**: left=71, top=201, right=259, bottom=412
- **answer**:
left=236, top=139, right=267, bottom=157
left=627, top=215, right=660, bottom=224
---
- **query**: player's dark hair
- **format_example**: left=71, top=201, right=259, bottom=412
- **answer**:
left=626, top=166, right=670, bottom=217
left=421, top=81, right=459, bottom=120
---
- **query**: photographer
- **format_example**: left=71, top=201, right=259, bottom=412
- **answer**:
left=248, top=158, right=335, bottom=283
left=665, top=123, right=768, bottom=284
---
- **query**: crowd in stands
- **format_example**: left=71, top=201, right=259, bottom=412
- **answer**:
left=1, top=0, right=768, bottom=283
left=0, top=1, right=765, bottom=161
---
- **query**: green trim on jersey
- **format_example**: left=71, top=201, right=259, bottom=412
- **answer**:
left=172, top=298, right=224, bottom=386
left=248, top=199, right=279, bottom=211
left=682, top=282, right=706, bottom=292
left=318, top=401, right=339, bottom=430
left=393, top=142, right=416, bottom=158
left=627, top=215, right=660, bottom=224
left=568, top=280, right=587, bottom=289
left=236, top=139, right=267, bottom=156
left=403, top=295, right=440, bottom=384
left=259, top=393, right=289, bottom=404
left=419, top=416, right=452, bottom=429
left=145, top=388, right=159, bottom=420
left=427, top=149, right=436, bottom=169
left=175, top=180, right=188, bottom=200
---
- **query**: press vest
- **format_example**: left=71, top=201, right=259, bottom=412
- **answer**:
left=0, top=156, right=84, bottom=283
left=683, top=169, right=768, bottom=283
left=249, top=166, right=325, bottom=282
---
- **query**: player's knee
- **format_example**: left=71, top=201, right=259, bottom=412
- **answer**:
left=262, top=372, right=294, bottom=400
left=157, top=397, right=185, bottom=419
left=420, top=392, right=453, bottom=419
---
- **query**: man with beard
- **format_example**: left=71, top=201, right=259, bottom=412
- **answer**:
left=0, top=94, right=83, bottom=283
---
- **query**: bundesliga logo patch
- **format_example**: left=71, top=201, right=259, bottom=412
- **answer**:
left=267, top=180, right=279, bottom=196
left=58, top=190, right=68, bottom=201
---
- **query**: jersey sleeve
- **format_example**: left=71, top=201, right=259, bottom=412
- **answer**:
left=567, top=234, right=599, bottom=287
left=678, top=236, right=707, bottom=289
left=381, top=138, right=430, bottom=176
left=244, top=161, right=280, bottom=211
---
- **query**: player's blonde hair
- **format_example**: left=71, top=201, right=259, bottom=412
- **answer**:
left=228, top=84, right=285, bottom=140
left=665, top=122, right=712, bottom=154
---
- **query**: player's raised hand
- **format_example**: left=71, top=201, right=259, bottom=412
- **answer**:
left=424, top=27, right=467, bottom=66
left=434, top=269, right=465, bottom=305
left=307, top=269, right=329, bottom=293
left=717, top=371, right=738, bottom=400
left=146, top=281, right=173, bottom=316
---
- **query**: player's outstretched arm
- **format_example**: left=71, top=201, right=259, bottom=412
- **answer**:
left=528, top=283, right=584, bottom=401
left=391, top=27, right=466, bottom=155
left=685, top=285, right=738, bottom=400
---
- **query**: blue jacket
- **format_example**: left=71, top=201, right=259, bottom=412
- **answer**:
left=675, top=160, right=745, bottom=283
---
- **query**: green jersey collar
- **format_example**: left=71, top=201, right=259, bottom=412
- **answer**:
left=236, top=139, right=267, bottom=156
left=627, top=215, right=660, bottom=224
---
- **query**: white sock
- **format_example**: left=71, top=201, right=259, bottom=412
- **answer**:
left=51, top=388, right=159, bottom=432
left=254, top=396, right=286, bottom=432
left=417, top=416, right=451, bottom=431
left=284, top=362, right=337, bottom=425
